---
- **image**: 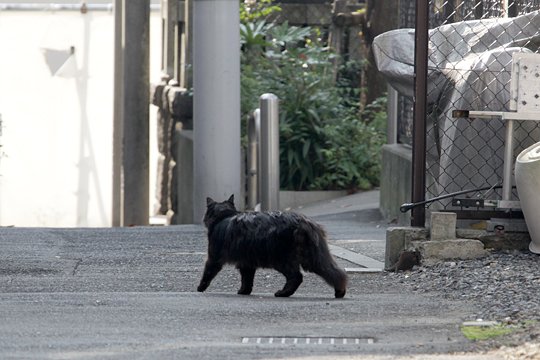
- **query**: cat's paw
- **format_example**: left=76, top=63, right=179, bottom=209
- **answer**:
left=274, top=289, right=293, bottom=297
left=334, top=288, right=346, bottom=298
left=237, top=287, right=252, bottom=295
left=197, top=283, right=208, bottom=292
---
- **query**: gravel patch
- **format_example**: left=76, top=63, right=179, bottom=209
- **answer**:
left=382, top=250, right=540, bottom=357
left=385, top=250, right=540, bottom=323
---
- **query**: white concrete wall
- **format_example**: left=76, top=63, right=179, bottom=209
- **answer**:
left=0, top=9, right=161, bottom=226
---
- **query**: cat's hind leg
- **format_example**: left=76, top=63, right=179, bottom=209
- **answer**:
left=237, top=266, right=256, bottom=295
left=274, top=265, right=303, bottom=297
left=312, top=265, right=347, bottom=298
left=197, top=259, right=223, bottom=292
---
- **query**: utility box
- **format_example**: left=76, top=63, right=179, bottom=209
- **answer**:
left=510, top=52, right=540, bottom=112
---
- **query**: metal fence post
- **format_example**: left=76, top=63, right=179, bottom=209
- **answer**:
left=260, top=94, right=280, bottom=211
left=411, top=0, right=429, bottom=227
left=247, top=109, right=261, bottom=210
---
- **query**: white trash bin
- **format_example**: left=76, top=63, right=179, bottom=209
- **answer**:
left=515, top=142, right=540, bottom=254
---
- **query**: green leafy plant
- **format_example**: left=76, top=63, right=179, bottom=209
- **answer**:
left=310, top=100, right=386, bottom=191
left=240, top=1, right=386, bottom=191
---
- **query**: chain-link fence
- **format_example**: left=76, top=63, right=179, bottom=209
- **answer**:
left=397, top=1, right=540, bottom=214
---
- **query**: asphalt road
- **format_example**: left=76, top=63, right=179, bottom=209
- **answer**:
left=0, top=219, right=481, bottom=359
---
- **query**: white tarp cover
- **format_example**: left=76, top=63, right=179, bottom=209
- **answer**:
left=373, top=11, right=540, bottom=200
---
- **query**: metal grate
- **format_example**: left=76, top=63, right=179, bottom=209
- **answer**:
left=241, top=336, right=375, bottom=345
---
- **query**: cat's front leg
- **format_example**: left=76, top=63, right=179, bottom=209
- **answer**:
left=197, top=260, right=223, bottom=292
left=237, top=266, right=256, bottom=295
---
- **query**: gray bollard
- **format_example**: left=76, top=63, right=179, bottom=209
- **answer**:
left=260, top=94, right=280, bottom=211
left=247, top=109, right=261, bottom=210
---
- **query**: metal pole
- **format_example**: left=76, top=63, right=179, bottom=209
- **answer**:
left=411, top=0, right=429, bottom=227
left=247, top=109, right=260, bottom=210
left=122, top=0, right=150, bottom=226
left=502, top=119, right=515, bottom=201
left=387, top=85, right=398, bottom=145
left=193, top=0, right=242, bottom=221
left=112, top=0, right=123, bottom=226
left=260, top=94, right=280, bottom=211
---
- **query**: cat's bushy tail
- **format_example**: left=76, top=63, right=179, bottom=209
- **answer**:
left=294, top=219, right=348, bottom=298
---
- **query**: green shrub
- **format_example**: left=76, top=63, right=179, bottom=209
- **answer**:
left=240, top=2, right=386, bottom=191
left=310, top=99, right=386, bottom=191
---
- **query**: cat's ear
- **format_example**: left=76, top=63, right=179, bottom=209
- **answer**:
left=227, top=194, right=235, bottom=205
left=206, top=197, right=215, bottom=206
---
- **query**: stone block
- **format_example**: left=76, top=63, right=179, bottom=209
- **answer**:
left=430, top=212, right=457, bottom=240
left=456, top=228, right=486, bottom=239
left=413, top=239, right=488, bottom=265
left=456, top=228, right=530, bottom=250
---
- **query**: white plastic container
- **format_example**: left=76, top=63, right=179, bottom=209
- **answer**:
left=515, top=142, right=540, bottom=254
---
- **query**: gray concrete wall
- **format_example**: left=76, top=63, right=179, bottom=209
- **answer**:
left=174, top=129, right=194, bottom=224
left=380, top=144, right=412, bottom=226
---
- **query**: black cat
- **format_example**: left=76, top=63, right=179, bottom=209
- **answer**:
left=197, top=195, right=347, bottom=298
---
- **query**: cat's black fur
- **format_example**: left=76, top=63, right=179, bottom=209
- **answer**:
left=197, top=195, right=348, bottom=298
